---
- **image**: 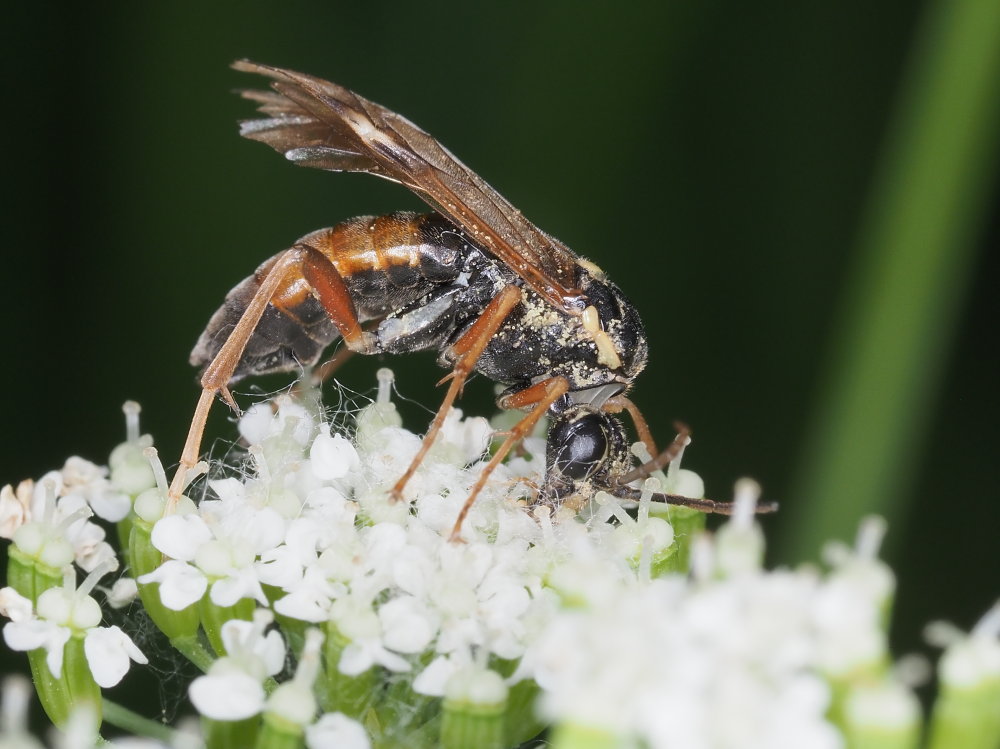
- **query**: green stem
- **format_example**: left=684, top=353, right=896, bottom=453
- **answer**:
left=103, top=699, right=176, bottom=743
left=170, top=634, right=217, bottom=672
left=255, top=714, right=305, bottom=749
left=549, top=724, right=630, bottom=749
left=441, top=699, right=506, bottom=749
left=784, top=0, right=1000, bottom=559
left=504, top=679, right=545, bottom=746
left=927, top=679, right=1000, bottom=749
left=321, top=623, right=376, bottom=719
left=6, top=546, right=62, bottom=603
left=203, top=716, right=260, bottom=749
left=650, top=505, right=704, bottom=575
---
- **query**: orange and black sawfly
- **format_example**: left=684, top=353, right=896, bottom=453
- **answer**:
left=169, top=61, right=776, bottom=536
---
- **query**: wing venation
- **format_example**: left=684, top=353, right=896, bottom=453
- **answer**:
left=231, top=60, right=585, bottom=311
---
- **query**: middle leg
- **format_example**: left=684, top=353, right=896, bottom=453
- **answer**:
left=389, top=284, right=523, bottom=502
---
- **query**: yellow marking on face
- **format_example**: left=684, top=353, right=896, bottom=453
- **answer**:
left=580, top=304, right=622, bottom=369
left=594, top=330, right=623, bottom=370
left=577, top=257, right=605, bottom=279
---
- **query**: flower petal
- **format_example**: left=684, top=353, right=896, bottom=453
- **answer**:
left=306, top=712, right=371, bottom=749
left=151, top=514, right=212, bottom=561
left=310, top=428, right=360, bottom=481
left=138, top=560, right=207, bottom=610
left=189, top=671, right=266, bottom=720
left=0, top=587, right=33, bottom=622
left=4, top=620, right=71, bottom=678
left=84, top=625, right=147, bottom=688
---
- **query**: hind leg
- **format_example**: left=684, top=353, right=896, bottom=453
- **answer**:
left=168, top=246, right=371, bottom=507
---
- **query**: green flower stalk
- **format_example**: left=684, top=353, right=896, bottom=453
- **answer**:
left=926, top=604, right=1000, bottom=749
left=1, top=562, right=146, bottom=727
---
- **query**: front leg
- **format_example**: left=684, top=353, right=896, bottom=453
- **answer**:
left=389, top=285, right=523, bottom=502
left=449, top=376, right=571, bottom=541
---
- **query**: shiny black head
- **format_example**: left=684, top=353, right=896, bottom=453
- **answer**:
left=540, top=405, right=632, bottom=508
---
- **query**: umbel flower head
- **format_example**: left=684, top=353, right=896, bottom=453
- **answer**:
left=2, top=368, right=998, bottom=749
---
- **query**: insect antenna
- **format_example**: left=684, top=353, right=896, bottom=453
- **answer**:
left=618, top=422, right=692, bottom=485
left=613, top=422, right=779, bottom=515
left=610, top=484, right=779, bottom=516
left=604, top=395, right=659, bottom=456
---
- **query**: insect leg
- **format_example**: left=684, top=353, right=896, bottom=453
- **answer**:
left=450, top=376, right=571, bottom=541
left=604, top=395, right=658, bottom=456
left=169, top=247, right=304, bottom=507
left=613, top=424, right=780, bottom=515
left=389, top=284, right=523, bottom=502
left=299, top=246, right=373, bottom=351
left=168, top=244, right=372, bottom=509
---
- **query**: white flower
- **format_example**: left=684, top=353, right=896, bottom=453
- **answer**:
left=61, top=456, right=132, bottom=523
left=265, top=628, right=323, bottom=726
left=0, top=587, right=33, bottom=623
left=3, top=617, right=71, bottom=680
left=150, top=514, right=212, bottom=561
left=99, top=577, right=139, bottom=609
left=0, top=480, right=34, bottom=539
left=523, top=507, right=895, bottom=746
left=814, top=517, right=894, bottom=676
left=270, top=562, right=343, bottom=623
left=379, top=595, right=436, bottom=654
left=332, top=594, right=411, bottom=676
left=432, top=407, right=492, bottom=467
left=443, top=664, right=508, bottom=706
left=927, top=600, right=1000, bottom=688
left=306, top=713, right=371, bottom=749
left=83, top=625, right=149, bottom=688
left=310, top=425, right=361, bottom=481
left=2, top=567, right=145, bottom=688
left=189, top=611, right=286, bottom=720
left=412, top=654, right=461, bottom=696
left=138, top=560, right=208, bottom=611
left=0, top=676, right=46, bottom=749
left=843, top=678, right=920, bottom=732
left=9, top=480, right=113, bottom=573
left=141, top=502, right=271, bottom=610
left=201, top=478, right=289, bottom=551
left=239, top=396, right=317, bottom=449
left=57, top=495, right=117, bottom=572
left=189, top=664, right=268, bottom=721
left=10, top=368, right=978, bottom=749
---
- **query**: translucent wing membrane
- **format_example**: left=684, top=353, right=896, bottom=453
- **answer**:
left=232, top=60, right=585, bottom=312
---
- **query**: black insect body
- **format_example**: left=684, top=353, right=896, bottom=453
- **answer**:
left=173, top=62, right=776, bottom=533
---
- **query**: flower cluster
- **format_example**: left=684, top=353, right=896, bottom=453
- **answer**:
left=2, top=371, right=998, bottom=749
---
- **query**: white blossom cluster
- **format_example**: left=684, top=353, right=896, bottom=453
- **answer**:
left=529, top=509, right=894, bottom=749
left=0, top=457, right=132, bottom=574
left=1, top=435, right=149, bottom=692
left=142, top=381, right=552, bottom=698
left=5, top=371, right=995, bottom=749
left=121, top=373, right=892, bottom=745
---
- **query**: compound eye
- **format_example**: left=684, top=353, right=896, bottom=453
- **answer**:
left=550, top=413, right=609, bottom=481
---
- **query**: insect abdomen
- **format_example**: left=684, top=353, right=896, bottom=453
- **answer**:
left=190, top=212, right=466, bottom=381
left=297, top=212, right=464, bottom=317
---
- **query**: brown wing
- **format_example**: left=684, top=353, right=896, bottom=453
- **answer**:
left=231, top=60, right=585, bottom=313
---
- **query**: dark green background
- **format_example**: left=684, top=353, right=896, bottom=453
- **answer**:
left=2, top=0, right=997, bottom=697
